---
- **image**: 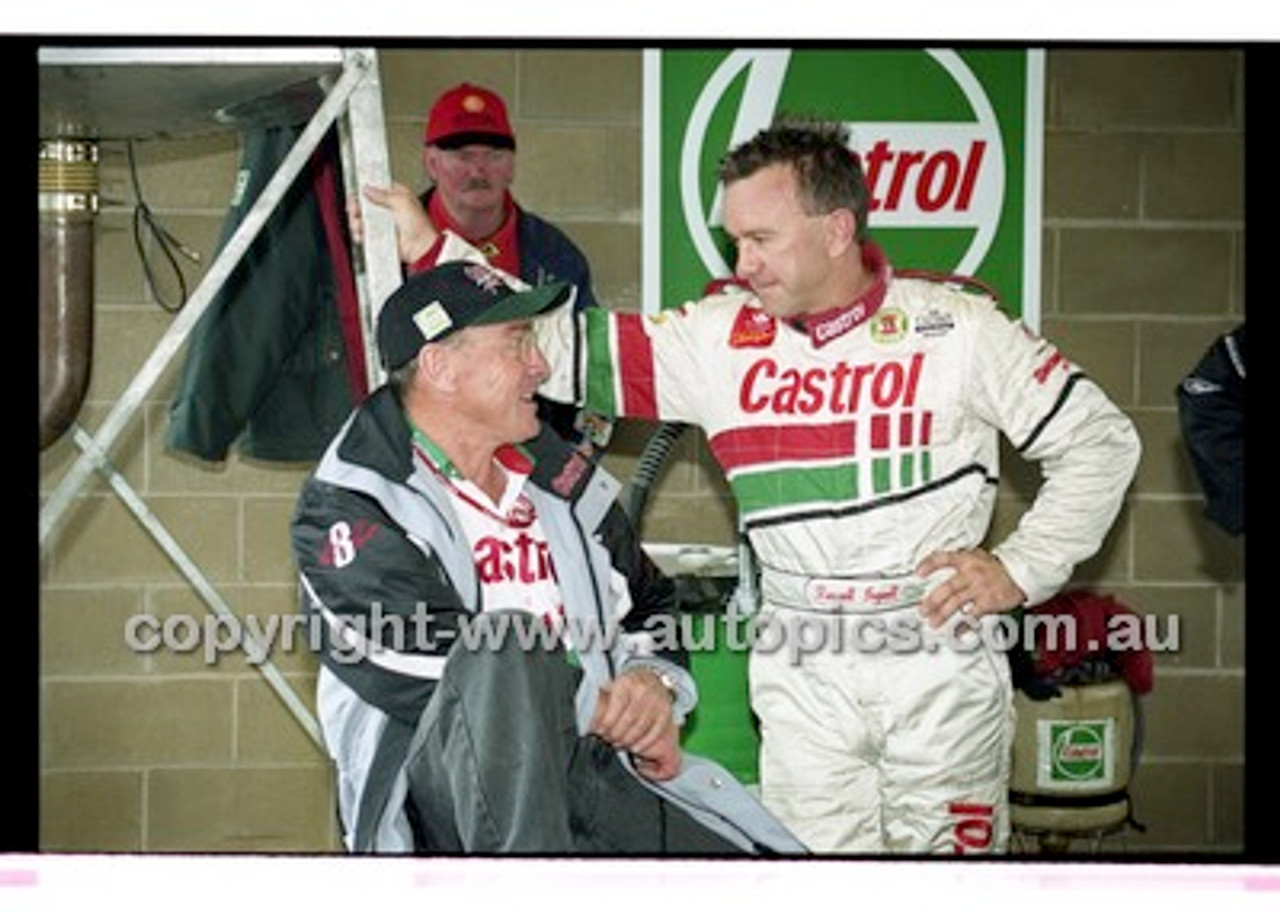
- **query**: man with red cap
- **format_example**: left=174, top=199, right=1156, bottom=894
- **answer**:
left=357, top=83, right=600, bottom=443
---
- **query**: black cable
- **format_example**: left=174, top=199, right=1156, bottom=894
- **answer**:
left=623, top=422, right=688, bottom=532
left=126, top=140, right=202, bottom=313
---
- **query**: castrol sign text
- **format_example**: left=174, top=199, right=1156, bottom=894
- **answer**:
left=645, top=48, right=1044, bottom=328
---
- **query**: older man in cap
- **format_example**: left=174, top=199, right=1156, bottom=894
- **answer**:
left=291, top=258, right=804, bottom=855
left=356, top=82, right=599, bottom=443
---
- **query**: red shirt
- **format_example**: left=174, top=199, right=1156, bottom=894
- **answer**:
left=412, top=190, right=521, bottom=276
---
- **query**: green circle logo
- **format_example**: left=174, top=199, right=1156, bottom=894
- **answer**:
left=679, top=49, right=1005, bottom=280
left=650, top=48, right=1042, bottom=324
left=1051, top=723, right=1106, bottom=781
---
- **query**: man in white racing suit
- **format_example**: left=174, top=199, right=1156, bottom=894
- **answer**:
left=529, top=117, right=1142, bottom=853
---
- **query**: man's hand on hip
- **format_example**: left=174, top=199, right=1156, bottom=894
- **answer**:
left=916, top=548, right=1026, bottom=628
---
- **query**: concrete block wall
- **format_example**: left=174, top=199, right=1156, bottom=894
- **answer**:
left=37, top=46, right=1245, bottom=854
left=1038, top=49, right=1246, bottom=853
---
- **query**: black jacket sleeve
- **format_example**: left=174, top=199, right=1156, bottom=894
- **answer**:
left=524, top=424, right=684, bottom=668
left=1177, top=323, right=1245, bottom=536
left=291, top=479, right=471, bottom=724
left=598, top=500, right=685, bottom=669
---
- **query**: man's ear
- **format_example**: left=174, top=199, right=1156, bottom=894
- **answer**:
left=418, top=343, right=459, bottom=393
left=824, top=207, right=858, bottom=257
left=423, top=146, right=441, bottom=184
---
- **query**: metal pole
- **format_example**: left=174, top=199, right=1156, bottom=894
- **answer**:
left=70, top=426, right=325, bottom=749
left=341, top=48, right=400, bottom=392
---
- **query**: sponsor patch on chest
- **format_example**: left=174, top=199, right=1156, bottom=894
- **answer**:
left=729, top=306, right=777, bottom=348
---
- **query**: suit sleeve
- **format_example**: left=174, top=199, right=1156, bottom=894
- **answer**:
left=534, top=294, right=734, bottom=423
left=968, top=303, right=1142, bottom=607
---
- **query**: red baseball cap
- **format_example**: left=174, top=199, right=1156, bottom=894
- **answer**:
left=424, top=83, right=516, bottom=150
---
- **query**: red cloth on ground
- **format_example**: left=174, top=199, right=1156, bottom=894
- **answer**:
left=1024, top=590, right=1154, bottom=695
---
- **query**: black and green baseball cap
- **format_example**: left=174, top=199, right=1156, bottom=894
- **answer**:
left=376, top=260, right=570, bottom=371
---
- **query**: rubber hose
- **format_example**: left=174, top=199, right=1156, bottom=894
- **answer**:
left=623, top=422, right=688, bottom=531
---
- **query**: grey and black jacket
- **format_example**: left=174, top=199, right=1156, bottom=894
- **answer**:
left=291, top=386, right=804, bottom=854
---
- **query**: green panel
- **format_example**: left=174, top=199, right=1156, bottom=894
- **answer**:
left=655, top=48, right=1039, bottom=321
left=681, top=612, right=760, bottom=784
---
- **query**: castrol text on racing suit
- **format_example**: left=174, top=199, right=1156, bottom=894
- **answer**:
left=436, top=118, right=1140, bottom=854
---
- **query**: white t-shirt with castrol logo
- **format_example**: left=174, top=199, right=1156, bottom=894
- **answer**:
left=413, top=437, right=565, bottom=631
left=452, top=473, right=564, bottom=624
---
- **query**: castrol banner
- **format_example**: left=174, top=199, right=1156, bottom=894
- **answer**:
left=643, top=48, right=1044, bottom=328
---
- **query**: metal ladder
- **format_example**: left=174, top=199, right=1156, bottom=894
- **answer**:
left=38, top=46, right=402, bottom=749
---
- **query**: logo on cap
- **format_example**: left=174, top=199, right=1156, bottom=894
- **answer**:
left=425, top=83, right=516, bottom=149
left=412, top=302, right=454, bottom=342
left=464, top=262, right=506, bottom=293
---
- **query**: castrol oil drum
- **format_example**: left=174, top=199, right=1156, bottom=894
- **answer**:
left=1010, top=680, right=1136, bottom=834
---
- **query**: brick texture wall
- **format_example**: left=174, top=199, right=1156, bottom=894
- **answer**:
left=1038, top=50, right=1246, bottom=853
left=37, top=47, right=1246, bottom=854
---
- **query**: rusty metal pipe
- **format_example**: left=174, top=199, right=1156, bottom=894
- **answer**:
left=39, top=139, right=98, bottom=451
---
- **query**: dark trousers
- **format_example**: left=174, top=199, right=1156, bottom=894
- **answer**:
left=402, top=611, right=744, bottom=854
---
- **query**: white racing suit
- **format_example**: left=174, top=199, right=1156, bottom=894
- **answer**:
left=443, top=233, right=1141, bottom=853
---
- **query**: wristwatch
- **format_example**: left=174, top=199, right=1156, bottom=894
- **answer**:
left=654, top=670, right=678, bottom=702
left=631, top=664, right=690, bottom=725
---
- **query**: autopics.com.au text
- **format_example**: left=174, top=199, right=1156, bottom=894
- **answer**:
left=122, top=603, right=1179, bottom=667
